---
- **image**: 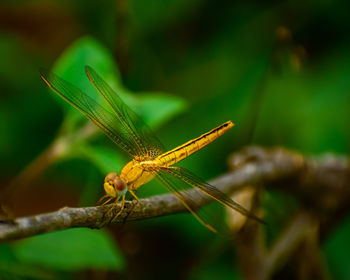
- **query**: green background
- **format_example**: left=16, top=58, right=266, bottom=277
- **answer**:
left=0, top=0, right=349, bottom=279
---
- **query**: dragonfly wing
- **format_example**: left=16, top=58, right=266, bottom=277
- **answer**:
left=41, top=70, right=140, bottom=157
left=85, top=66, right=164, bottom=158
left=161, top=167, right=264, bottom=224
left=156, top=170, right=218, bottom=232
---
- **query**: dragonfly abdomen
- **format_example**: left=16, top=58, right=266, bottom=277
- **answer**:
left=156, top=121, right=234, bottom=166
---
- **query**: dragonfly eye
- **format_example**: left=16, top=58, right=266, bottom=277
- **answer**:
left=105, top=172, right=117, bottom=182
left=104, top=172, right=127, bottom=196
left=104, top=172, right=119, bottom=197
left=113, top=178, right=127, bottom=193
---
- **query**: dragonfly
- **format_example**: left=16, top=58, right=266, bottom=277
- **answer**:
left=41, top=66, right=262, bottom=232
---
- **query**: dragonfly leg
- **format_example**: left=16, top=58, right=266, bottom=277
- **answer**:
left=104, top=196, right=121, bottom=218
left=129, top=189, right=140, bottom=203
left=96, top=194, right=108, bottom=205
left=121, top=190, right=140, bottom=225
left=111, top=195, right=126, bottom=222
left=100, top=196, right=114, bottom=206
left=97, top=196, right=120, bottom=228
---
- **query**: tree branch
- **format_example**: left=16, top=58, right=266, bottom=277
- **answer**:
left=1, top=146, right=349, bottom=243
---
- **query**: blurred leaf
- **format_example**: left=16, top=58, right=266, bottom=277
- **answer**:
left=0, top=244, right=16, bottom=262
left=324, top=216, right=350, bottom=280
left=131, top=93, right=187, bottom=129
left=76, top=144, right=126, bottom=174
left=12, top=228, right=124, bottom=271
left=50, top=35, right=186, bottom=126
left=78, top=167, right=103, bottom=207
left=49, top=36, right=122, bottom=131
left=254, top=45, right=350, bottom=154
left=36, top=35, right=188, bottom=185
left=53, top=36, right=122, bottom=85
left=44, top=36, right=186, bottom=168
left=0, top=244, right=54, bottom=280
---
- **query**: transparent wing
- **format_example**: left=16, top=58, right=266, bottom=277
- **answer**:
left=161, top=166, right=264, bottom=224
left=85, top=66, right=164, bottom=158
left=41, top=70, right=140, bottom=157
left=156, top=170, right=219, bottom=232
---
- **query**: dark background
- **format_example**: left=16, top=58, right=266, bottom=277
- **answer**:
left=0, top=0, right=350, bottom=279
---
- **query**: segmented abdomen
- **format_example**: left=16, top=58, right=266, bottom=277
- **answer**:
left=156, top=121, right=234, bottom=167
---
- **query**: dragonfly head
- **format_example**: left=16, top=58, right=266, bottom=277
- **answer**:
left=104, top=172, right=128, bottom=197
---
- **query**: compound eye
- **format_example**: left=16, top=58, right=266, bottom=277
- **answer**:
left=113, top=178, right=126, bottom=192
left=105, top=172, right=117, bottom=183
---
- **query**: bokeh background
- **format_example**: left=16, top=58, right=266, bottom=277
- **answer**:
left=0, top=0, right=350, bottom=279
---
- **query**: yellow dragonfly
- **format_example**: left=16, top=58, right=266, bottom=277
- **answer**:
left=41, top=66, right=261, bottom=232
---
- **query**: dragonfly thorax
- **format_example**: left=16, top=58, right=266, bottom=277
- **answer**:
left=104, top=172, right=128, bottom=197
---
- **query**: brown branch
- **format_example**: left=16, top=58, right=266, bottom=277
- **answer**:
left=0, top=146, right=349, bottom=243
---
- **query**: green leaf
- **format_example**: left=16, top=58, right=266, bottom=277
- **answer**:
left=45, top=36, right=186, bottom=167
left=76, top=143, right=126, bottom=174
left=12, top=228, right=125, bottom=271
left=0, top=244, right=16, bottom=263
left=132, top=93, right=187, bottom=129
left=53, top=36, right=121, bottom=87
left=48, top=36, right=122, bottom=131
left=49, top=35, right=186, bottom=130
left=324, top=216, right=350, bottom=280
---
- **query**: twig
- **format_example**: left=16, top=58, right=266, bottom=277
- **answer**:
left=0, top=146, right=349, bottom=243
